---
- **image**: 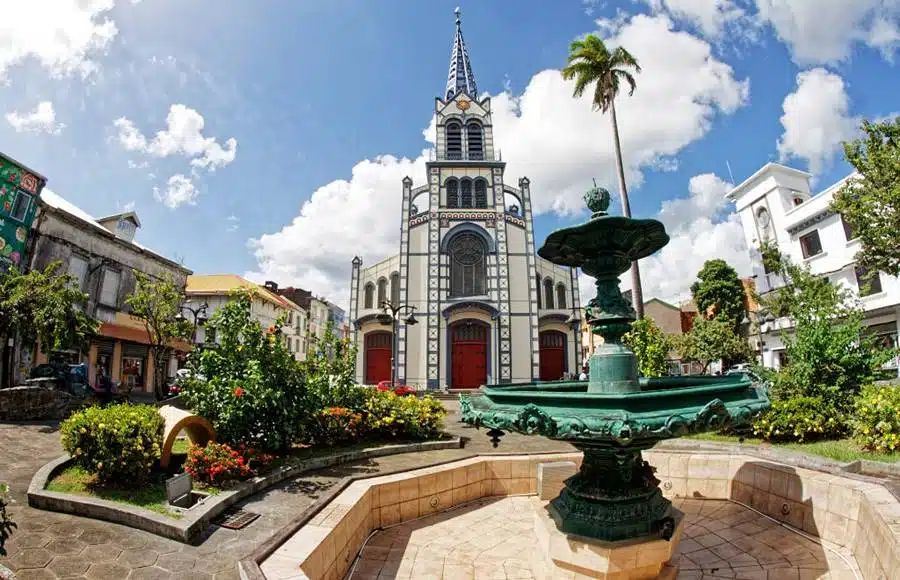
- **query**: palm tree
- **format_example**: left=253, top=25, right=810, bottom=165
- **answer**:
left=562, top=34, right=647, bottom=320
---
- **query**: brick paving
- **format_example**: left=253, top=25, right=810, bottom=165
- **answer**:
left=0, top=400, right=574, bottom=578
left=349, top=497, right=858, bottom=580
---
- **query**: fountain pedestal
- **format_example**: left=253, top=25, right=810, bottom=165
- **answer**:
left=532, top=497, right=683, bottom=580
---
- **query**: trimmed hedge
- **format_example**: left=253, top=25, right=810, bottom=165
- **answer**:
left=61, top=404, right=164, bottom=484
left=752, top=396, right=846, bottom=443
left=853, top=384, right=900, bottom=453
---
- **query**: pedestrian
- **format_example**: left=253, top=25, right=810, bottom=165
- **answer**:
left=579, top=366, right=588, bottom=381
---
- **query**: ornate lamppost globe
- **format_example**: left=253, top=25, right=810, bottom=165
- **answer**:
left=584, top=185, right=611, bottom=217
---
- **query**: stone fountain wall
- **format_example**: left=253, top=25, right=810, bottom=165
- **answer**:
left=0, top=386, right=80, bottom=421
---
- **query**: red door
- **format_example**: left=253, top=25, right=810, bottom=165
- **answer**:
left=539, top=331, right=566, bottom=381
left=365, top=331, right=392, bottom=384
left=451, top=322, right=488, bottom=389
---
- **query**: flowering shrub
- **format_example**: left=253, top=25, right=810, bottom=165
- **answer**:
left=307, top=407, right=364, bottom=446
left=752, top=396, right=846, bottom=443
left=0, top=483, right=14, bottom=557
left=181, top=289, right=309, bottom=451
left=364, top=390, right=446, bottom=440
left=60, top=404, right=164, bottom=483
left=184, top=442, right=274, bottom=486
left=852, top=384, right=900, bottom=453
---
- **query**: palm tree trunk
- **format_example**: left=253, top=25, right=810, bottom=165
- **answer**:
left=608, top=97, right=645, bottom=320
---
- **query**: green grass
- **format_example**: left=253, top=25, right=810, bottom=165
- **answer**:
left=170, top=438, right=191, bottom=455
left=685, top=433, right=900, bottom=464
left=46, top=465, right=182, bottom=518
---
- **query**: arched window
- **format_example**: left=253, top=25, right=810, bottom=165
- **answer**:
left=446, top=178, right=459, bottom=208
left=544, top=278, right=555, bottom=309
left=364, top=283, right=374, bottom=309
left=467, top=122, right=484, bottom=160
left=460, top=179, right=473, bottom=208
left=377, top=278, right=387, bottom=306
left=556, top=283, right=567, bottom=310
left=446, top=122, right=462, bottom=160
left=449, top=233, right=487, bottom=297
left=474, top=179, right=488, bottom=208
left=536, top=275, right=542, bottom=309
left=390, top=272, right=400, bottom=306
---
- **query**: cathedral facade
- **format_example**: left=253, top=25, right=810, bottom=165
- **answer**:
left=348, top=10, right=582, bottom=390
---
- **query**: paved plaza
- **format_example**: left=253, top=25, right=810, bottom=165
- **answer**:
left=350, top=496, right=859, bottom=580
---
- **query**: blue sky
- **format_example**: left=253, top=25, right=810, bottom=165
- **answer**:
left=2, top=0, right=899, bottom=307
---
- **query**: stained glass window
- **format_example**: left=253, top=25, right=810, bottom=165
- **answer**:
left=450, top=233, right=487, bottom=297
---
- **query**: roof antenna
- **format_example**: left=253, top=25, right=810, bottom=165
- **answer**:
left=725, top=160, right=736, bottom=184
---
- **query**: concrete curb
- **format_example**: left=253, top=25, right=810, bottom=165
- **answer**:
left=27, top=437, right=464, bottom=545
left=236, top=449, right=579, bottom=580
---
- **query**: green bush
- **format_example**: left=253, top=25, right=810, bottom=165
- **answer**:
left=0, top=482, right=14, bottom=557
left=60, top=404, right=164, bottom=483
left=306, top=406, right=366, bottom=446
left=852, top=384, right=900, bottom=453
left=752, top=396, right=846, bottom=443
left=182, top=289, right=309, bottom=452
left=363, top=390, right=446, bottom=440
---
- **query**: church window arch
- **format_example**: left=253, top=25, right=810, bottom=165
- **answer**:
left=377, top=277, right=387, bottom=306
left=474, top=179, right=488, bottom=208
left=556, top=283, right=567, bottom=310
left=460, top=178, right=473, bottom=208
left=446, top=122, right=462, bottom=160
left=544, top=278, right=555, bottom=309
left=536, top=275, right=543, bottom=309
left=390, top=272, right=400, bottom=306
left=446, top=178, right=459, bottom=208
left=467, top=121, right=484, bottom=160
left=364, top=283, right=374, bottom=309
left=449, top=233, right=487, bottom=297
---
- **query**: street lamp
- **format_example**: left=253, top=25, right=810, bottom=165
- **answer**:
left=743, top=309, right=775, bottom=366
left=176, top=302, right=210, bottom=345
left=377, top=300, right=418, bottom=387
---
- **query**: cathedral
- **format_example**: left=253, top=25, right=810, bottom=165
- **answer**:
left=348, top=9, right=582, bottom=390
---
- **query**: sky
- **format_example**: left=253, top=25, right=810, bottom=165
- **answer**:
left=2, top=0, right=899, bottom=311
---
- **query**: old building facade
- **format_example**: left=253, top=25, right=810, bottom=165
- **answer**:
left=348, top=10, right=581, bottom=390
left=27, top=190, right=192, bottom=390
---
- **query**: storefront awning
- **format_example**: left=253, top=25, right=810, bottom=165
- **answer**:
left=98, top=313, right=193, bottom=352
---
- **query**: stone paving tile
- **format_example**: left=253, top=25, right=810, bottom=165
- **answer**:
left=1, top=400, right=574, bottom=578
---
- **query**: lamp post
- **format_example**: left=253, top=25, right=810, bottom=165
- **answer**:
left=377, top=300, right=419, bottom=387
left=742, top=309, right=775, bottom=367
left=176, top=301, right=210, bottom=345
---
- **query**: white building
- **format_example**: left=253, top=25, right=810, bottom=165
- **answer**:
left=726, top=163, right=899, bottom=371
left=186, top=275, right=308, bottom=361
left=347, top=10, right=582, bottom=390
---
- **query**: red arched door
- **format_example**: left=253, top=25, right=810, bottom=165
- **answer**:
left=539, top=331, right=566, bottom=381
left=451, top=321, right=488, bottom=389
left=365, top=331, right=392, bottom=384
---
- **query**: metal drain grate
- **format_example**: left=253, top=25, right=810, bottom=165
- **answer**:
left=212, top=508, right=260, bottom=530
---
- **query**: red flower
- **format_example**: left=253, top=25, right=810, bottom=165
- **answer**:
left=234, top=387, right=245, bottom=397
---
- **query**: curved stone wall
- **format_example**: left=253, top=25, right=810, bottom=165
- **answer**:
left=0, top=386, right=80, bottom=421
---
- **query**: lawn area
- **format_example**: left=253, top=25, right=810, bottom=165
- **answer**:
left=46, top=465, right=182, bottom=518
left=685, top=433, right=900, bottom=464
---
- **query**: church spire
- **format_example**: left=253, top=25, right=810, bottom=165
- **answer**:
left=445, top=7, right=478, bottom=101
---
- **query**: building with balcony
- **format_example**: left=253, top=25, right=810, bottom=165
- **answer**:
left=726, top=162, right=900, bottom=371
left=26, top=191, right=192, bottom=391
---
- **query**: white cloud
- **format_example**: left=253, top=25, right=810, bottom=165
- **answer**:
left=642, top=0, right=750, bottom=37
left=114, top=104, right=238, bottom=171
left=0, top=0, right=119, bottom=79
left=754, top=0, right=900, bottom=65
left=776, top=68, right=860, bottom=175
left=127, top=159, right=149, bottom=169
left=5, top=101, right=65, bottom=134
left=227, top=214, right=239, bottom=232
left=153, top=174, right=198, bottom=209
left=245, top=13, right=749, bottom=308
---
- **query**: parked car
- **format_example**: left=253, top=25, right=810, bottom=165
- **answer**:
left=166, top=368, right=205, bottom=398
left=25, top=362, right=92, bottom=397
left=376, top=380, right=416, bottom=397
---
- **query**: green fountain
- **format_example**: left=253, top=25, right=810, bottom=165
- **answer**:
left=460, top=185, right=770, bottom=576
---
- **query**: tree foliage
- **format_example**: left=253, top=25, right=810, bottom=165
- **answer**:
left=0, top=262, right=98, bottom=354
left=674, top=316, right=752, bottom=374
left=561, top=34, right=641, bottom=113
left=299, top=320, right=361, bottom=413
left=622, top=318, right=672, bottom=377
left=690, top=259, right=746, bottom=332
left=830, top=116, right=900, bottom=276
left=125, top=271, right=192, bottom=399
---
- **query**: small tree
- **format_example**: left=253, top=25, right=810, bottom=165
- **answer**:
left=0, top=263, right=99, bottom=384
left=126, top=271, right=192, bottom=399
left=0, top=482, right=14, bottom=557
left=690, top=259, right=747, bottom=333
left=622, top=318, right=672, bottom=377
left=675, top=316, right=752, bottom=374
left=300, top=320, right=360, bottom=411
left=830, top=116, right=900, bottom=276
